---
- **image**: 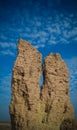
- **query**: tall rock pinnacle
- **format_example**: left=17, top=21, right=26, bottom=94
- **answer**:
left=10, top=39, right=74, bottom=130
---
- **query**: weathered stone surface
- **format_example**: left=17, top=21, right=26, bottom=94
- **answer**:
left=10, top=39, right=42, bottom=130
left=10, top=39, right=74, bottom=130
left=40, top=54, right=74, bottom=130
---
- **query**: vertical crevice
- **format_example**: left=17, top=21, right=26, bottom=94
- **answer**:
left=39, top=58, right=44, bottom=88
left=39, top=73, right=44, bottom=88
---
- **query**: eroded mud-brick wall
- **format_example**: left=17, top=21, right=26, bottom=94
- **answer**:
left=10, top=39, right=74, bottom=130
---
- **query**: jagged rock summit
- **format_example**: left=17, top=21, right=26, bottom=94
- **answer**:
left=10, top=39, right=74, bottom=130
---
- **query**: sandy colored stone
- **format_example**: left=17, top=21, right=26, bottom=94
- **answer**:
left=10, top=39, right=42, bottom=130
left=10, top=39, right=74, bottom=130
left=40, top=54, right=74, bottom=130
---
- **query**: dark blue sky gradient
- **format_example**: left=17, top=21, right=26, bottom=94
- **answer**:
left=0, top=0, right=77, bottom=121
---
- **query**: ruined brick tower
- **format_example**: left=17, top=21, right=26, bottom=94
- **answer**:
left=10, top=39, right=74, bottom=130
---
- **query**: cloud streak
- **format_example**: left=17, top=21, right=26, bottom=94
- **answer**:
left=1, top=49, right=15, bottom=56
left=0, top=42, right=16, bottom=49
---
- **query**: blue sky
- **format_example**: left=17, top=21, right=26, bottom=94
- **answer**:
left=0, top=0, right=77, bottom=121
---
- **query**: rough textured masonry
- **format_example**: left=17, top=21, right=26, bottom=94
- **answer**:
left=10, top=39, right=74, bottom=130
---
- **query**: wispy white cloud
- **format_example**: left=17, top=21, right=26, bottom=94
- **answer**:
left=19, top=12, right=77, bottom=48
left=1, top=49, right=15, bottom=56
left=0, top=42, right=16, bottom=49
left=0, top=7, right=77, bottom=52
left=28, top=13, right=77, bottom=46
left=0, top=41, right=16, bottom=56
left=63, top=28, right=77, bottom=39
left=35, top=44, right=45, bottom=49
